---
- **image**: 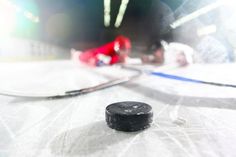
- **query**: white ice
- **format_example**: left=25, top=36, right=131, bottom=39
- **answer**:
left=0, top=60, right=236, bottom=157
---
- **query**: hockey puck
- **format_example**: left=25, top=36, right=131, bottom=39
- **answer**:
left=106, top=101, right=153, bottom=132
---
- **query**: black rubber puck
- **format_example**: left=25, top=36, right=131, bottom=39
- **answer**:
left=106, top=101, right=153, bottom=132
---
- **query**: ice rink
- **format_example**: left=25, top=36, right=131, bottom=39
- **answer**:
left=1, top=60, right=236, bottom=157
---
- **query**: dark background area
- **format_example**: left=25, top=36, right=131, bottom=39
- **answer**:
left=35, top=0, right=162, bottom=50
left=10, top=0, right=170, bottom=49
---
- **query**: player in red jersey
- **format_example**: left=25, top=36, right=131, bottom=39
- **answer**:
left=75, top=35, right=131, bottom=66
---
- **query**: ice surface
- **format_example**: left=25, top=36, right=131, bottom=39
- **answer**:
left=1, top=60, right=236, bottom=157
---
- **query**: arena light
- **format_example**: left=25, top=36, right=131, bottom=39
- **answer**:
left=24, top=11, right=33, bottom=19
left=104, top=0, right=111, bottom=27
left=0, top=0, right=39, bottom=23
left=114, top=0, right=129, bottom=28
left=0, top=2, right=16, bottom=36
left=170, top=1, right=222, bottom=29
left=34, top=17, right=40, bottom=23
left=197, top=24, right=217, bottom=37
left=23, top=10, right=39, bottom=23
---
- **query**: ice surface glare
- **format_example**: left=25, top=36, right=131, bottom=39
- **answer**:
left=222, top=0, right=236, bottom=7
left=220, top=0, right=236, bottom=29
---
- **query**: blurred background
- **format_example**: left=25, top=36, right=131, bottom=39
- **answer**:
left=0, top=0, right=235, bottom=62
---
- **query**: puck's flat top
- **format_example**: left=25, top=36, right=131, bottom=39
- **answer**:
left=106, top=101, right=152, bottom=116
